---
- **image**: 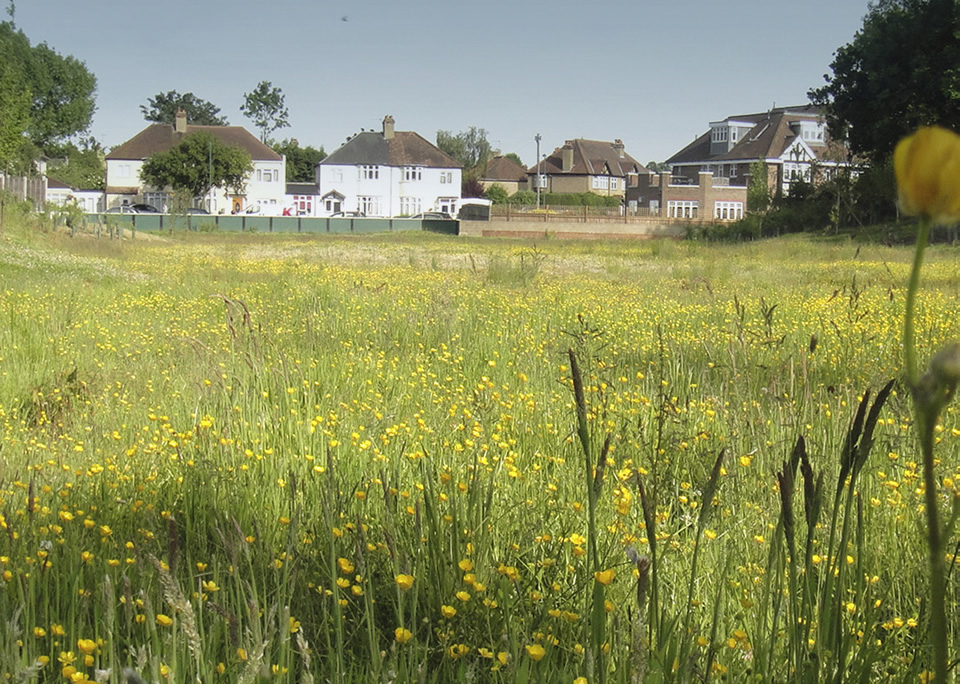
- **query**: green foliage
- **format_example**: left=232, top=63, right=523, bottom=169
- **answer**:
left=0, top=21, right=96, bottom=152
left=45, top=138, right=105, bottom=190
left=436, top=127, right=491, bottom=171
left=140, top=131, right=252, bottom=200
left=271, top=139, right=326, bottom=182
left=509, top=189, right=536, bottom=205
left=810, top=0, right=960, bottom=162
left=504, top=152, right=524, bottom=167
left=140, top=90, right=228, bottom=126
left=747, top=160, right=770, bottom=213
left=240, top=81, right=290, bottom=143
left=485, top=183, right=509, bottom=204
left=0, top=58, right=29, bottom=167
left=541, top=192, right=621, bottom=207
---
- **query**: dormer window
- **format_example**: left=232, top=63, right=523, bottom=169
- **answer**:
left=711, top=126, right=728, bottom=143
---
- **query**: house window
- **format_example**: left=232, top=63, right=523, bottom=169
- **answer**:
left=610, top=178, right=619, bottom=190
left=537, top=174, right=547, bottom=189
left=714, top=201, right=743, bottom=220
left=437, top=197, right=457, bottom=215
left=358, top=196, right=380, bottom=215
left=117, top=163, right=132, bottom=178
left=359, top=165, right=379, bottom=180
left=144, top=192, right=169, bottom=210
left=400, top=197, right=421, bottom=215
left=439, top=171, right=453, bottom=184
left=403, top=166, right=422, bottom=181
left=667, top=200, right=699, bottom=219
left=325, top=197, right=342, bottom=213
left=330, top=168, right=343, bottom=182
left=731, top=128, right=738, bottom=143
left=592, top=176, right=609, bottom=190
left=293, top=196, right=313, bottom=215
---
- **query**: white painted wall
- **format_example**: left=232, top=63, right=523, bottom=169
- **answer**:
left=318, top=164, right=462, bottom=217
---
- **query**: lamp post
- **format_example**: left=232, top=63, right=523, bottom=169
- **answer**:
left=535, top=133, right=542, bottom=210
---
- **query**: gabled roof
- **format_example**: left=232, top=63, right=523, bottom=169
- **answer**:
left=666, top=105, right=848, bottom=165
left=320, top=130, right=461, bottom=169
left=529, top=139, right=647, bottom=177
left=107, top=124, right=281, bottom=162
left=482, top=156, right=527, bottom=182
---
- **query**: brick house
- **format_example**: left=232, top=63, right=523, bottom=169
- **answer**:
left=665, top=105, right=851, bottom=198
left=527, top=138, right=647, bottom=198
left=480, top=156, right=528, bottom=196
left=628, top=171, right=747, bottom=220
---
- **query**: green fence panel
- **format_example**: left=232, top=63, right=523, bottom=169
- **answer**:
left=352, top=218, right=390, bottom=233
left=131, top=214, right=163, bottom=231
left=328, top=218, right=352, bottom=234
left=422, top=219, right=458, bottom=235
left=272, top=217, right=301, bottom=233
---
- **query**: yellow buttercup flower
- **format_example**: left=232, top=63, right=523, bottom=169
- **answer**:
left=394, top=627, right=413, bottom=644
left=894, top=125, right=960, bottom=224
left=525, top=643, right=546, bottom=661
left=395, top=574, right=414, bottom=590
left=594, top=569, right=615, bottom=585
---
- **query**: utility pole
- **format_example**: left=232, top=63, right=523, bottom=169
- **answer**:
left=535, top=133, right=541, bottom=210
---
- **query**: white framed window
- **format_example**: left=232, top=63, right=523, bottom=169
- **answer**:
left=610, top=177, right=619, bottom=190
left=437, top=197, right=457, bottom=214
left=359, top=165, right=379, bottom=180
left=592, top=176, right=609, bottom=190
left=116, top=163, right=132, bottom=178
left=440, top=171, right=454, bottom=184
left=325, top=197, right=342, bottom=213
left=294, top=196, right=313, bottom=215
left=400, top=197, right=421, bottom=215
left=714, top=201, right=743, bottom=220
left=731, top=128, right=739, bottom=143
left=143, top=192, right=169, bottom=210
left=330, top=168, right=343, bottom=182
left=403, top=166, right=422, bottom=181
left=537, top=174, right=547, bottom=189
left=667, top=200, right=699, bottom=219
left=358, top=196, right=380, bottom=215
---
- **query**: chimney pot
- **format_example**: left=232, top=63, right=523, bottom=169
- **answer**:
left=383, top=115, right=395, bottom=140
left=175, top=108, right=187, bottom=134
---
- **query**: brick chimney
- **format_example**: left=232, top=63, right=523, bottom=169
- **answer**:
left=612, top=139, right=625, bottom=159
left=175, top=108, right=187, bottom=134
left=383, top=115, right=395, bottom=140
left=562, top=141, right=574, bottom=172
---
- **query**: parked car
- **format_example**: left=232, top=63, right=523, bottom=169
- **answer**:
left=330, top=211, right=366, bottom=218
left=410, top=211, right=453, bottom=220
left=184, top=208, right=210, bottom=215
left=104, top=206, right=136, bottom=214
left=129, top=203, right=161, bottom=213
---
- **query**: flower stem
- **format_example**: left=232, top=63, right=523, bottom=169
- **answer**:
left=903, top=217, right=948, bottom=679
left=903, top=219, right=930, bottom=386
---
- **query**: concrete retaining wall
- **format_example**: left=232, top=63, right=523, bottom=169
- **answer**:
left=459, top=218, right=690, bottom=240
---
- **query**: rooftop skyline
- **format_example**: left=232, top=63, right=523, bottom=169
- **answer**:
left=16, top=0, right=870, bottom=167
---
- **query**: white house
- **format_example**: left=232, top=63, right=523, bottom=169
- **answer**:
left=316, top=115, right=461, bottom=217
left=46, top=178, right=105, bottom=213
left=105, top=110, right=286, bottom=214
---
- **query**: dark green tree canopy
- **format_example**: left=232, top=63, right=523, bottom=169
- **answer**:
left=241, top=81, right=290, bottom=143
left=504, top=152, right=524, bottom=167
left=141, top=91, right=228, bottom=126
left=140, top=131, right=252, bottom=200
left=436, top=127, right=492, bottom=171
left=271, top=139, right=325, bottom=182
left=0, top=21, right=97, bottom=152
left=810, top=0, right=960, bottom=162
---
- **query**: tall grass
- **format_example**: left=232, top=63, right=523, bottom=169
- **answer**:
left=0, top=224, right=957, bottom=681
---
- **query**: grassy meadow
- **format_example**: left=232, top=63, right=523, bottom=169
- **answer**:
left=1, top=221, right=959, bottom=682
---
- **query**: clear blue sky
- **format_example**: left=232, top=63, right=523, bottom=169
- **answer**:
left=16, top=0, right=869, bottom=167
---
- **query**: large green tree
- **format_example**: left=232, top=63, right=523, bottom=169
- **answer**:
left=0, top=21, right=96, bottom=153
left=240, top=81, right=289, bottom=143
left=271, top=138, right=325, bottom=182
left=46, top=138, right=105, bottom=190
left=140, top=90, right=228, bottom=126
left=0, top=59, right=30, bottom=168
left=140, top=132, right=252, bottom=200
left=436, top=127, right=492, bottom=171
left=810, top=0, right=960, bottom=162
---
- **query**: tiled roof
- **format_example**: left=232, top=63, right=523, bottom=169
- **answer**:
left=107, top=124, right=281, bottom=162
left=482, top=156, right=528, bottom=182
left=528, top=139, right=647, bottom=177
left=286, top=182, right=319, bottom=195
left=666, top=106, right=847, bottom=165
left=320, top=130, right=461, bottom=168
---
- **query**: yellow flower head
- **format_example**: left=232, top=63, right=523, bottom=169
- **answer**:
left=395, top=574, right=415, bottom=590
left=894, top=125, right=960, bottom=224
left=594, top=569, right=615, bottom=585
left=155, top=614, right=174, bottom=627
left=395, top=627, right=413, bottom=644
left=525, top=643, right=546, bottom=662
